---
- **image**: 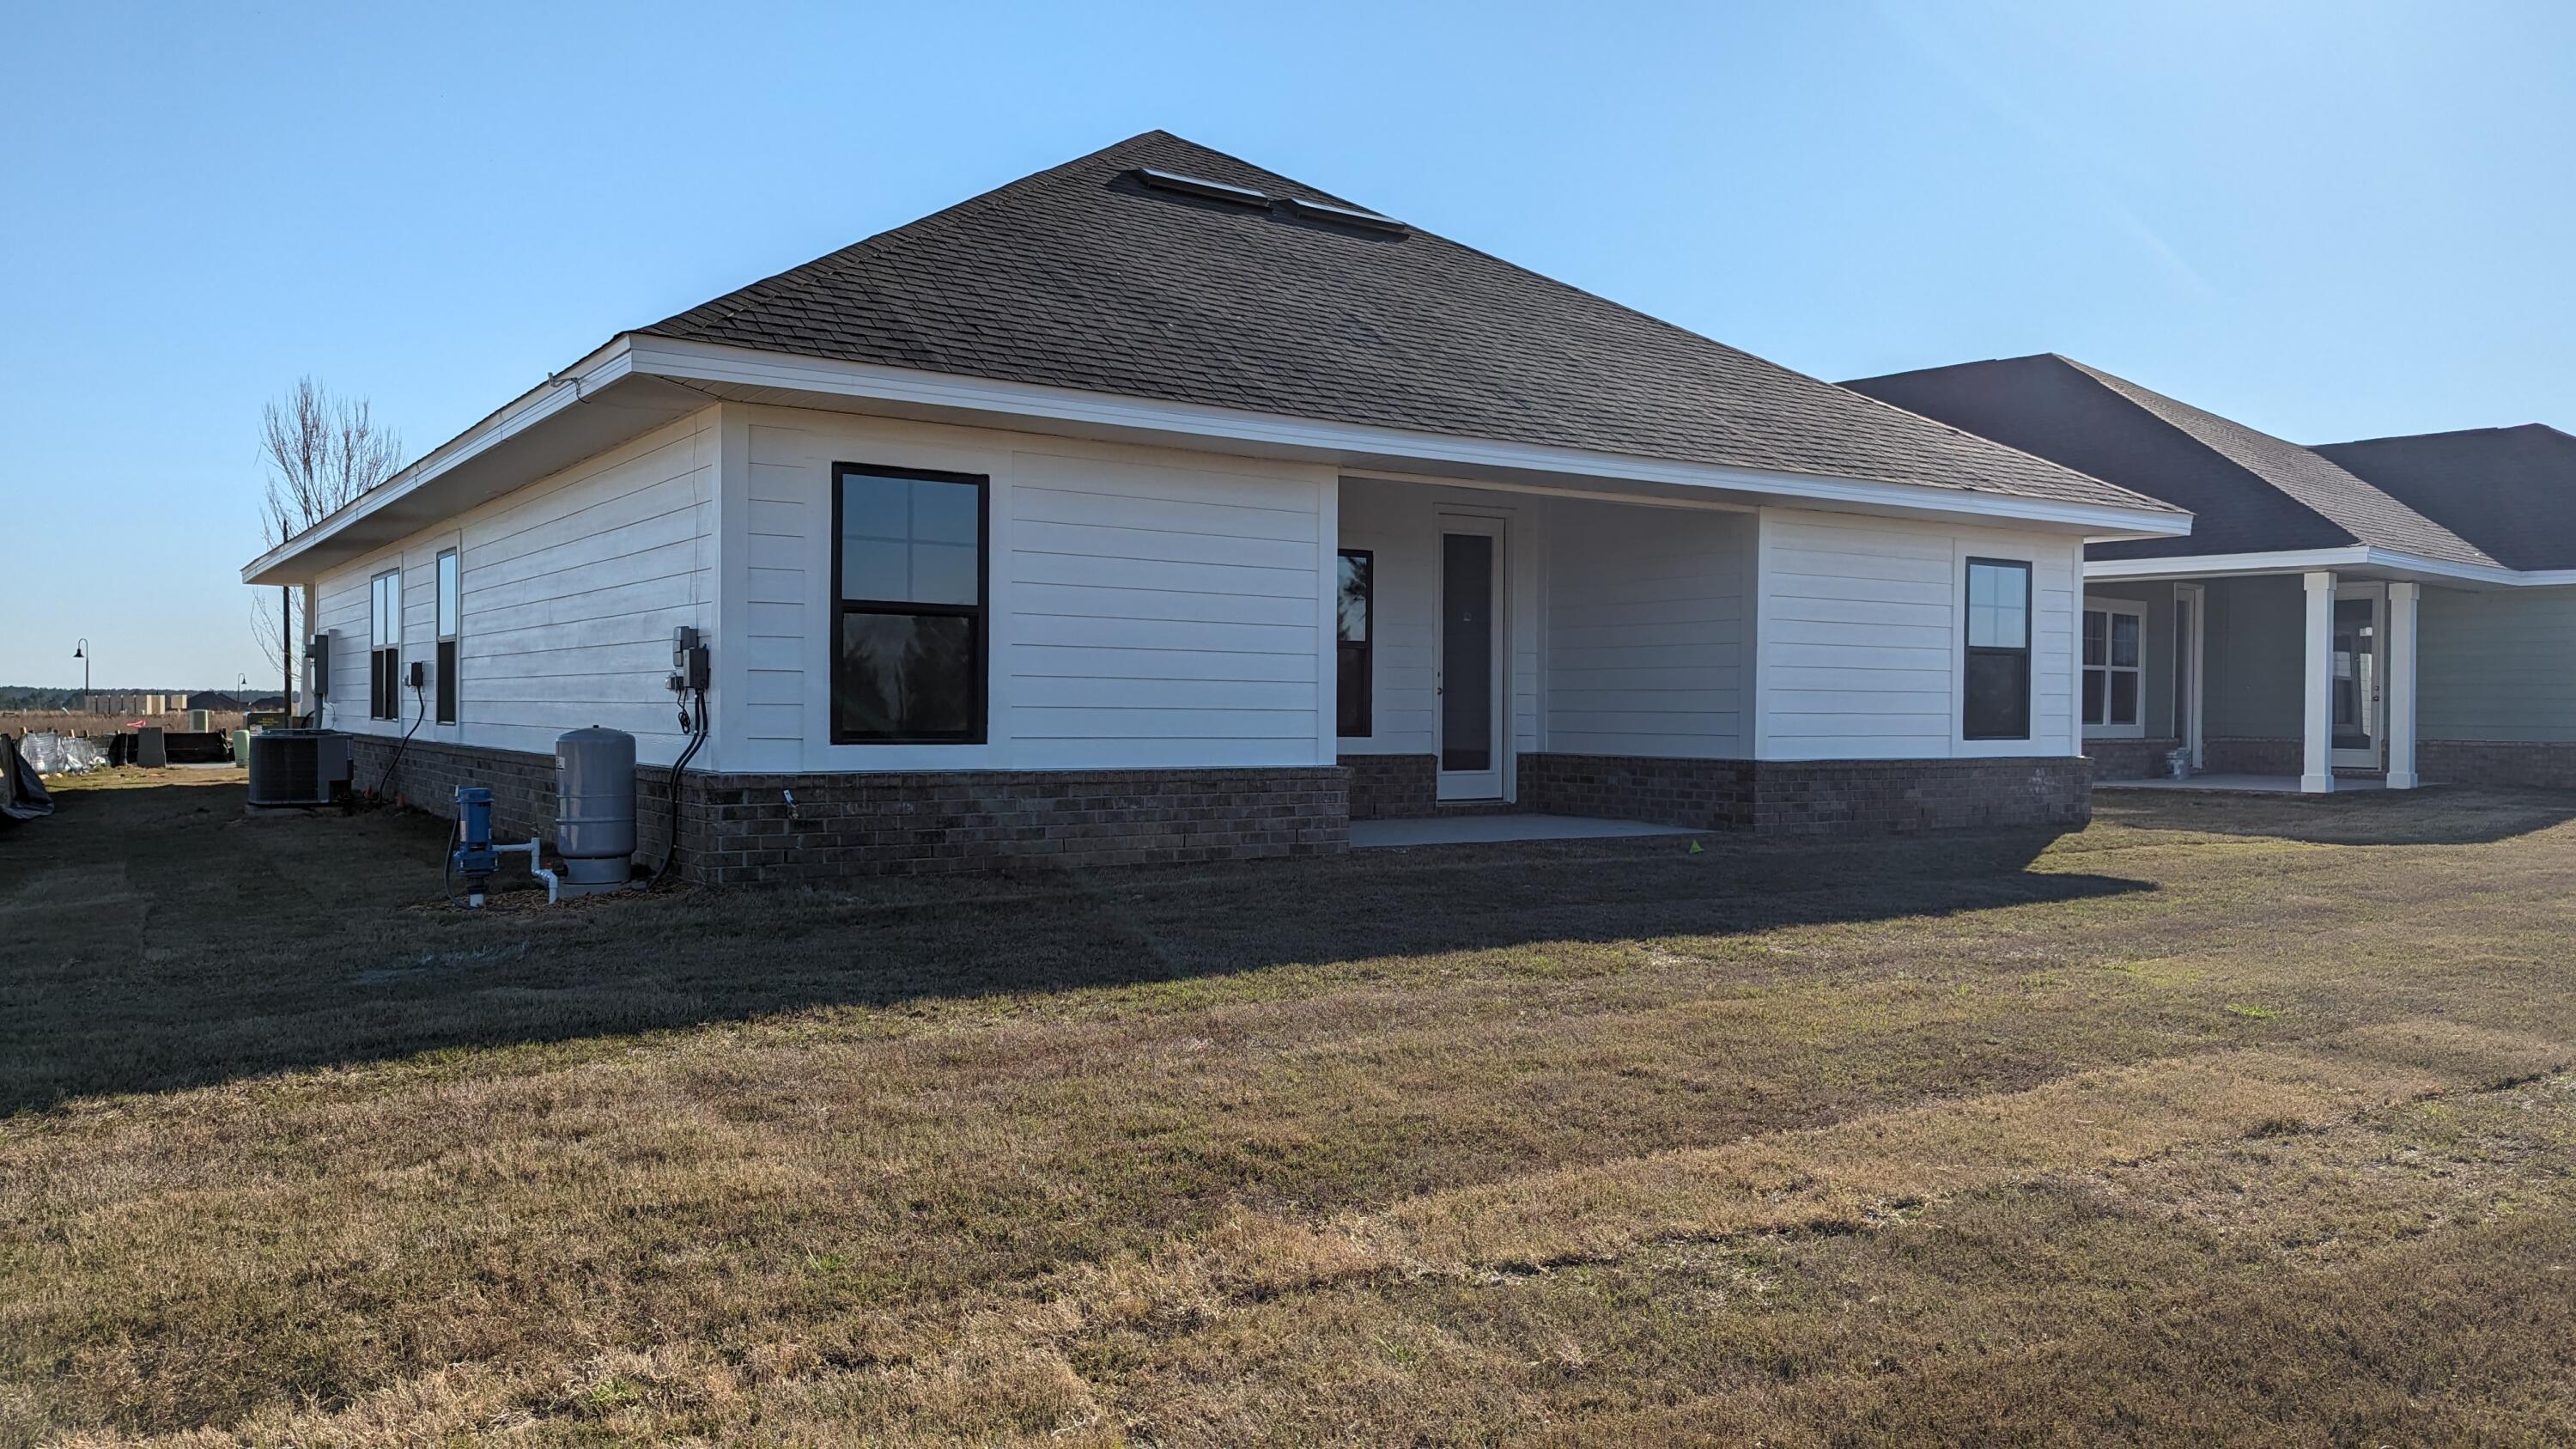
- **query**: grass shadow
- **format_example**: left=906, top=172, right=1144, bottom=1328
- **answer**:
left=1, top=778, right=2150, bottom=1111
left=2090, top=784, right=2576, bottom=847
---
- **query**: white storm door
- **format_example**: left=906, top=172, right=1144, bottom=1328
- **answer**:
left=1435, top=517, right=1506, bottom=801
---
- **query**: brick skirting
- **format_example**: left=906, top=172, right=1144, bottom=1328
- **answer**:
left=2203, top=737, right=2304, bottom=777
left=1518, top=752, right=1756, bottom=830
left=2085, top=737, right=2184, bottom=782
left=2418, top=740, right=2576, bottom=789
left=1341, top=752, right=1437, bottom=819
left=1516, top=752, right=2089, bottom=836
left=346, top=735, right=1346, bottom=884
left=683, top=767, right=1346, bottom=883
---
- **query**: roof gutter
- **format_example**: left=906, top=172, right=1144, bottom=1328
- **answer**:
left=244, top=332, right=2192, bottom=582
left=2087, top=546, right=2576, bottom=588
left=238, top=336, right=640, bottom=584
left=623, top=335, right=2194, bottom=539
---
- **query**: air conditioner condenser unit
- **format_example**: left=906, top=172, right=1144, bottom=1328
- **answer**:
left=246, top=729, right=351, bottom=807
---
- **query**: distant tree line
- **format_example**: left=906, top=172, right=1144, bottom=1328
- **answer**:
left=0, top=686, right=227, bottom=710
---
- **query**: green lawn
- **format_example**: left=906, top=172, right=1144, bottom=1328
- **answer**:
left=3, top=770, right=2574, bottom=1443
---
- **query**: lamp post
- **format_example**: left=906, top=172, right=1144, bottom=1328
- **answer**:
left=73, top=639, right=89, bottom=712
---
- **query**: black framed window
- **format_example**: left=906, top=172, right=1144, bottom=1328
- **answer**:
left=434, top=549, right=460, bottom=724
left=1963, top=558, right=2032, bottom=741
left=368, top=569, right=402, bottom=721
left=832, top=463, right=987, bottom=743
left=1336, top=549, right=1372, bottom=738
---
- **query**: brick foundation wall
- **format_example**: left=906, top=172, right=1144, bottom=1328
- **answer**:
left=2085, top=737, right=2184, bottom=782
left=1341, top=753, right=1437, bottom=819
left=2418, top=740, right=2576, bottom=789
left=1518, top=752, right=1758, bottom=830
left=1515, top=752, right=2089, bottom=837
left=2203, top=737, right=2304, bottom=776
left=685, top=767, right=1347, bottom=883
left=1748, top=757, right=2090, bottom=835
left=347, top=735, right=1347, bottom=884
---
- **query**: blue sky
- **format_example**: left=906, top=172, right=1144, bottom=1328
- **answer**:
left=3, top=1, right=2568, bottom=688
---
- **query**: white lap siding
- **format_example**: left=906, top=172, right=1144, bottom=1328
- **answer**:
left=310, top=411, right=720, bottom=764
left=714, top=406, right=1338, bottom=773
left=1754, top=508, right=2079, bottom=760
left=1544, top=497, right=1751, bottom=758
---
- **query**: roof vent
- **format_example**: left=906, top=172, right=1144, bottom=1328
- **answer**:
left=1132, top=167, right=1270, bottom=207
left=1279, top=195, right=1408, bottom=234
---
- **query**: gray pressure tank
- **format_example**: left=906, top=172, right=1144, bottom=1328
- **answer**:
left=554, top=726, right=636, bottom=886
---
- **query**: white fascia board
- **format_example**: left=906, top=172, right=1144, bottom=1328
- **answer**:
left=238, top=337, right=640, bottom=583
left=2087, top=547, right=2569, bottom=589
left=623, top=335, right=2193, bottom=539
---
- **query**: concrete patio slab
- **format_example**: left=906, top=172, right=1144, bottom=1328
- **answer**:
left=2095, top=774, right=2407, bottom=794
left=1350, top=813, right=1703, bottom=848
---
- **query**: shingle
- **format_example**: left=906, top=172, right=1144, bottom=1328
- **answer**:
left=2313, top=425, right=2576, bottom=572
left=638, top=131, right=2169, bottom=517
left=1844, top=355, right=2494, bottom=567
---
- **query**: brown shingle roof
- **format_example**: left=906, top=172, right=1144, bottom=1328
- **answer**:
left=2314, top=425, right=2576, bottom=571
left=643, top=131, right=2172, bottom=518
left=1844, top=354, right=2494, bottom=566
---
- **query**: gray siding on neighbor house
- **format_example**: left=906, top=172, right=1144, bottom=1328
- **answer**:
left=2419, top=584, right=2576, bottom=742
left=2202, top=575, right=2304, bottom=739
left=2082, top=579, right=2177, bottom=740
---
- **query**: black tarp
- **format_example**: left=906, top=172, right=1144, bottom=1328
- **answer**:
left=1, top=734, right=53, bottom=822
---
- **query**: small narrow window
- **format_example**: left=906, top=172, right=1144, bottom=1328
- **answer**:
left=2081, top=602, right=2143, bottom=731
left=1963, top=558, right=2032, bottom=742
left=832, top=463, right=988, bottom=743
left=368, top=569, right=403, bottom=721
left=434, top=549, right=460, bottom=724
left=1336, top=550, right=1373, bottom=738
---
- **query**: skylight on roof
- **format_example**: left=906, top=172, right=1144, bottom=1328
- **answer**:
left=1133, top=167, right=1269, bottom=206
left=1279, top=195, right=1407, bottom=234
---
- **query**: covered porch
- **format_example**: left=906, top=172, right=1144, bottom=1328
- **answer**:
left=2081, top=564, right=2431, bottom=794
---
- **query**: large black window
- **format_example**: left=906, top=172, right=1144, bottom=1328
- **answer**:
left=832, top=463, right=987, bottom=743
left=1336, top=549, right=1372, bottom=738
left=434, top=549, right=460, bottom=725
left=1963, top=558, right=2032, bottom=741
left=368, top=569, right=402, bottom=721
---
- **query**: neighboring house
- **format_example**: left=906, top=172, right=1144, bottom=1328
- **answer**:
left=1844, top=356, right=2576, bottom=792
left=241, top=133, right=2186, bottom=881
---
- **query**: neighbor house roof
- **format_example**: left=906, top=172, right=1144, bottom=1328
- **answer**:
left=2312, top=425, right=2576, bottom=572
left=641, top=131, right=2172, bottom=518
left=1841, top=354, right=2496, bottom=568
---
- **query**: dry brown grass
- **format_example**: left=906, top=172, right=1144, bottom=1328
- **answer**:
left=4, top=774, right=2576, bottom=1443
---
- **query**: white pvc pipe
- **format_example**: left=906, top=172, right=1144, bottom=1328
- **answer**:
left=491, top=839, right=561, bottom=904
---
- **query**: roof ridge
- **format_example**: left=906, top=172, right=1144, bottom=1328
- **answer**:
left=629, top=133, right=2178, bottom=518
left=2320, top=421, right=2573, bottom=449
left=2049, top=356, right=2499, bottom=567
left=1818, top=358, right=2178, bottom=514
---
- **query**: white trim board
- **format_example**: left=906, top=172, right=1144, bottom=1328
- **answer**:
left=2088, top=546, right=2576, bottom=590
left=249, top=332, right=2192, bottom=583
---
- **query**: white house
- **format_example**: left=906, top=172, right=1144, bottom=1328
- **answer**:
left=242, top=132, right=2189, bottom=881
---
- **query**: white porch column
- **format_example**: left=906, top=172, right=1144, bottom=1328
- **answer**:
left=2301, top=570, right=2336, bottom=794
left=2385, top=581, right=2420, bottom=788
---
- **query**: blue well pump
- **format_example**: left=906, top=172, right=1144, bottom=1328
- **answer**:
left=452, top=787, right=501, bottom=905
left=447, top=785, right=557, bottom=907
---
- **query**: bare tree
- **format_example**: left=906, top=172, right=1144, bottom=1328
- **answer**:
left=252, top=379, right=403, bottom=709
